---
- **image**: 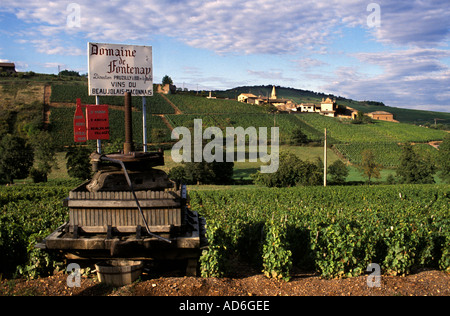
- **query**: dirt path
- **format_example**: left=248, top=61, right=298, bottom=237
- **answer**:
left=428, top=141, right=442, bottom=149
left=159, top=93, right=182, bottom=114
left=43, top=84, right=51, bottom=104
left=43, top=85, right=52, bottom=129
left=158, top=114, right=174, bottom=131
left=1, top=269, right=448, bottom=296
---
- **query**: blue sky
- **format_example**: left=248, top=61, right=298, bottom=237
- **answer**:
left=1, top=0, right=449, bottom=112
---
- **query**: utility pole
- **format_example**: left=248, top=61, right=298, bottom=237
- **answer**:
left=324, top=128, right=327, bottom=187
left=96, top=95, right=101, bottom=154
left=124, top=92, right=133, bottom=154
left=142, top=96, right=147, bottom=152
left=434, top=118, right=444, bottom=128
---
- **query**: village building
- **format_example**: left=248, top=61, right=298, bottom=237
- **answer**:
left=267, top=86, right=292, bottom=108
left=342, top=106, right=359, bottom=119
left=274, top=100, right=297, bottom=112
left=289, top=97, right=342, bottom=117
left=156, top=83, right=176, bottom=94
left=298, top=103, right=316, bottom=112
left=270, top=86, right=277, bottom=100
left=237, top=93, right=258, bottom=103
left=0, top=62, right=16, bottom=74
left=237, top=86, right=295, bottom=109
left=207, top=91, right=217, bottom=99
left=319, top=97, right=337, bottom=117
left=237, top=87, right=394, bottom=121
left=367, top=111, right=398, bottom=122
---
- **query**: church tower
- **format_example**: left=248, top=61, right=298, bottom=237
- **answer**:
left=270, top=85, right=277, bottom=99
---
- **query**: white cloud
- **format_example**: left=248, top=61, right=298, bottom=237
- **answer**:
left=324, top=48, right=450, bottom=111
left=368, top=0, right=450, bottom=47
left=3, top=0, right=449, bottom=55
left=42, top=62, right=64, bottom=69
left=2, top=0, right=449, bottom=111
left=247, top=69, right=295, bottom=82
left=354, top=49, right=450, bottom=77
left=293, top=58, right=328, bottom=72
left=26, top=38, right=84, bottom=56
left=0, top=1, right=354, bottom=54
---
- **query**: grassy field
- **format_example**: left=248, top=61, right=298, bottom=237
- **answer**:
left=47, top=145, right=402, bottom=184
left=2, top=78, right=449, bottom=186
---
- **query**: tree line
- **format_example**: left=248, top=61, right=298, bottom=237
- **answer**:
left=253, top=135, right=450, bottom=187
left=0, top=132, right=58, bottom=184
left=1, top=129, right=448, bottom=186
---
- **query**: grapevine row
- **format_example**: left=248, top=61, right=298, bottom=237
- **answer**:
left=191, top=184, right=450, bottom=279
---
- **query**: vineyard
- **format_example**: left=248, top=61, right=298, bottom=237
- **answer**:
left=298, top=114, right=447, bottom=144
left=1, top=77, right=449, bottom=293
left=164, top=94, right=267, bottom=114
left=296, top=114, right=445, bottom=166
left=0, top=181, right=81, bottom=278
left=49, top=107, right=173, bottom=148
left=190, top=184, right=450, bottom=279
left=334, top=143, right=403, bottom=167
left=1, top=182, right=448, bottom=281
left=166, top=113, right=322, bottom=144
left=50, top=84, right=175, bottom=114
left=47, top=83, right=447, bottom=168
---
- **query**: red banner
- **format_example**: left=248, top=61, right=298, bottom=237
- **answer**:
left=73, top=98, right=87, bottom=142
left=86, top=104, right=110, bottom=140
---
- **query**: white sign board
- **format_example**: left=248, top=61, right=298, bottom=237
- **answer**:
left=88, top=42, right=153, bottom=96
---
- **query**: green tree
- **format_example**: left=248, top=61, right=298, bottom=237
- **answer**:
left=328, top=160, right=349, bottom=184
left=168, top=165, right=188, bottom=188
left=290, top=127, right=309, bottom=145
left=396, top=144, right=436, bottom=184
left=386, top=173, right=397, bottom=184
left=174, top=136, right=234, bottom=185
left=254, top=152, right=301, bottom=187
left=29, top=131, right=58, bottom=182
left=254, top=152, right=322, bottom=187
left=437, top=135, right=450, bottom=183
left=104, top=137, right=124, bottom=154
left=352, top=111, right=372, bottom=124
left=66, top=145, right=92, bottom=180
left=182, top=159, right=234, bottom=185
left=162, top=75, right=173, bottom=85
left=359, top=149, right=381, bottom=184
left=59, top=70, right=80, bottom=77
left=0, top=134, right=34, bottom=184
left=299, top=157, right=323, bottom=186
left=151, top=128, right=167, bottom=144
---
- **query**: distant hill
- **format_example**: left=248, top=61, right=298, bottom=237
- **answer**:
left=0, top=75, right=447, bottom=171
left=214, top=85, right=450, bottom=125
left=2, top=73, right=449, bottom=126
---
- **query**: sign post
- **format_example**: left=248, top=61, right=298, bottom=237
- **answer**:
left=87, top=42, right=153, bottom=152
left=95, top=95, right=101, bottom=154
left=86, top=104, right=110, bottom=141
left=324, top=128, right=327, bottom=187
left=73, top=98, right=87, bottom=143
left=142, top=97, right=147, bottom=152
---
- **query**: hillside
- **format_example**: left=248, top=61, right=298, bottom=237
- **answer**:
left=41, top=81, right=448, bottom=171
left=214, top=85, right=450, bottom=125
left=0, top=76, right=448, bottom=176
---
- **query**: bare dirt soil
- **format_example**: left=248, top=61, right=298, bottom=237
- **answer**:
left=1, top=263, right=448, bottom=296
